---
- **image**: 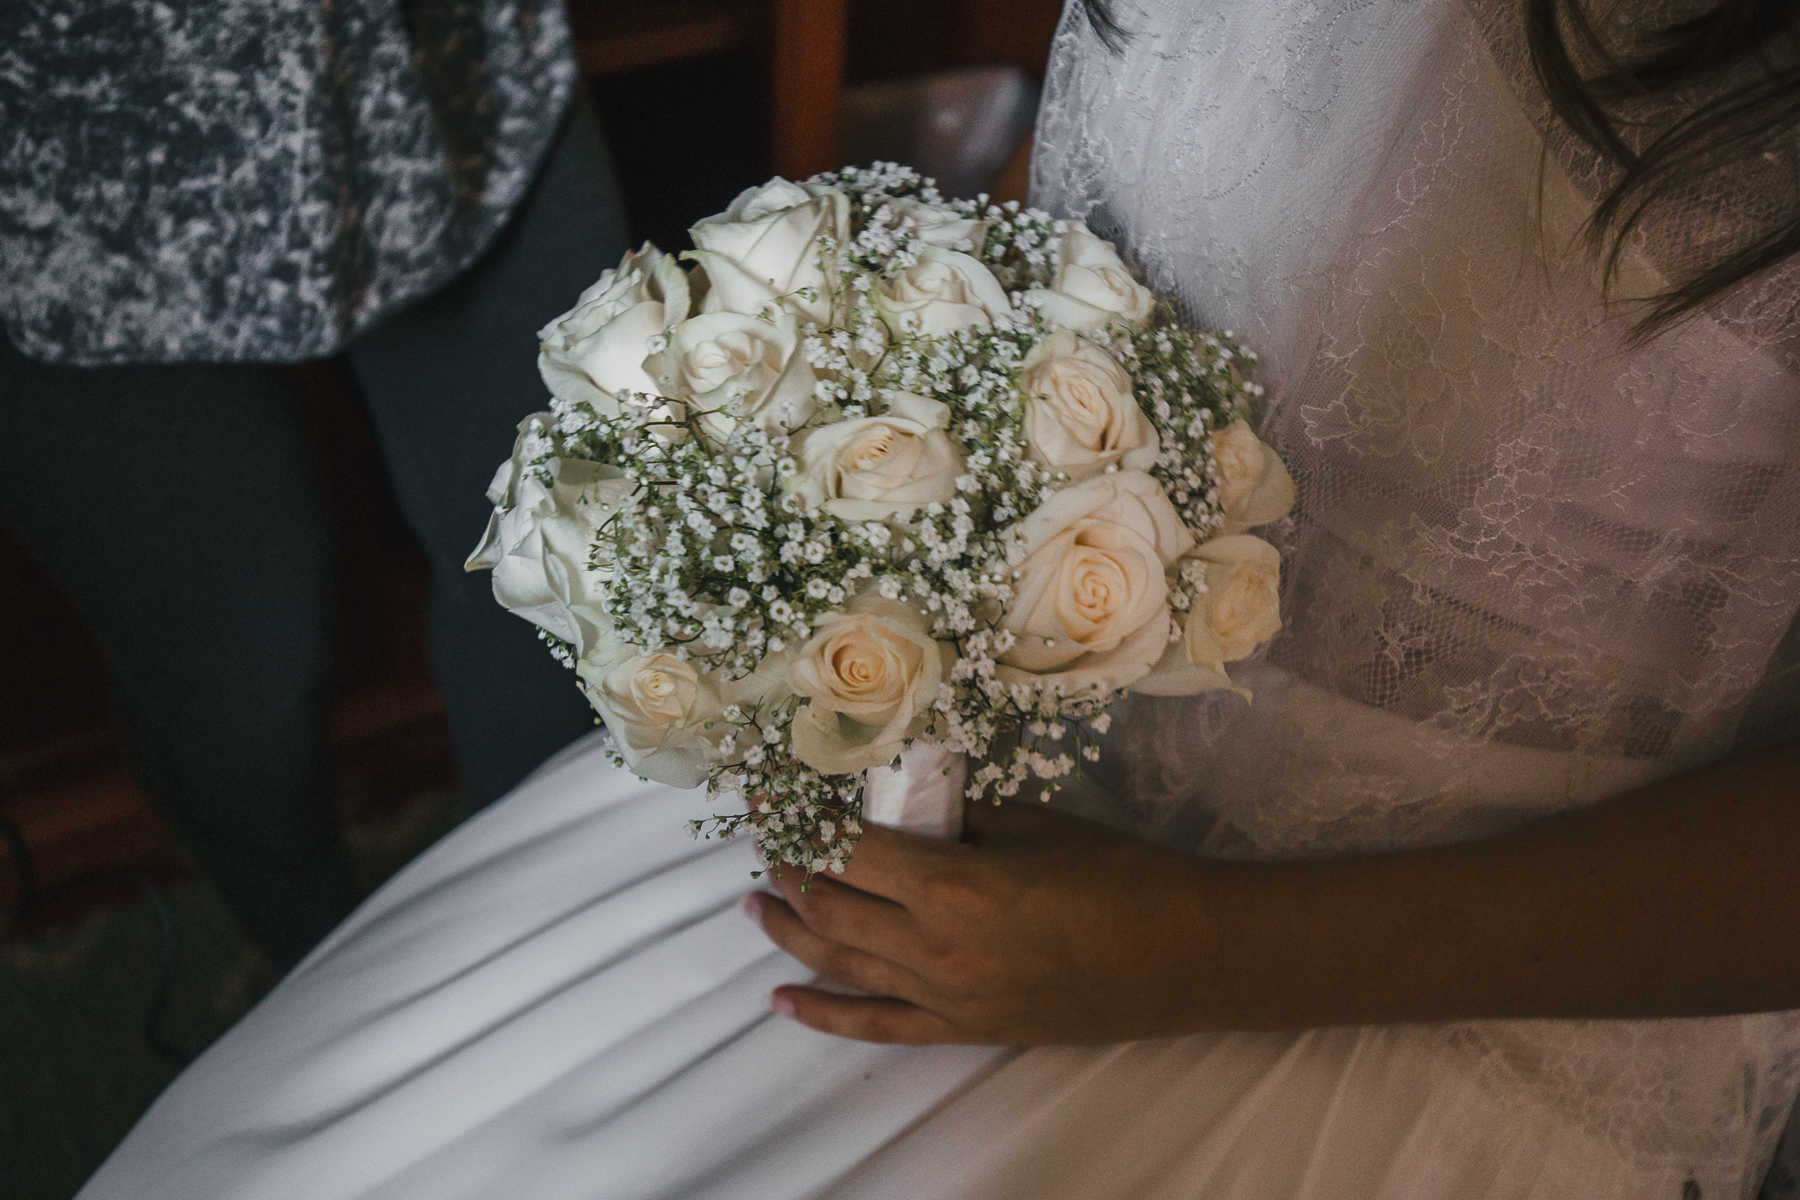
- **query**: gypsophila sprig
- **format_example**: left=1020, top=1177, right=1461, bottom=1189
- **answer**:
left=468, top=165, right=1293, bottom=877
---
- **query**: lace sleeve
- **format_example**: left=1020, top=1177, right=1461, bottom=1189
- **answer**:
left=1031, top=0, right=1800, bottom=1192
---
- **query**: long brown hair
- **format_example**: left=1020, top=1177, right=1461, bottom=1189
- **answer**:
left=1077, top=0, right=1800, bottom=335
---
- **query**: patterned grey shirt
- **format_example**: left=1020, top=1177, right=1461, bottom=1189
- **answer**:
left=0, top=0, right=576, bottom=365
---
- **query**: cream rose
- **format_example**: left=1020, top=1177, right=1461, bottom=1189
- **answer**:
left=1183, top=535, right=1282, bottom=675
left=790, top=392, right=962, bottom=521
left=1213, top=419, right=1296, bottom=534
left=647, top=310, right=816, bottom=439
left=1024, top=226, right=1154, bottom=333
left=1019, top=328, right=1158, bottom=481
left=789, top=596, right=946, bottom=774
left=475, top=412, right=549, bottom=513
left=995, top=471, right=1194, bottom=696
left=538, top=244, right=691, bottom=415
left=876, top=246, right=1011, bottom=337
left=886, top=196, right=989, bottom=253
left=687, top=178, right=849, bottom=325
left=577, top=650, right=724, bottom=789
left=465, top=442, right=634, bottom=659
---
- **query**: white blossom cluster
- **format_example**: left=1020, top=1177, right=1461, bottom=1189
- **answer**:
left=468, top=165, right=1295, bottom=876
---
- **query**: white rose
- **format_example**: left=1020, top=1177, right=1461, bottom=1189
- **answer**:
left=790, top=392, right=962, bottom=521
left=876, top=246, right=1011, bottom=337
left=465, top=448, right=634, bottom=659
left=577, top=650, right=724, bottom=789
left=538, top=244, right=691, bottom=415
left=996, top=471, right=1194, bottom=697
left=1024, top=226, right=1154, bottom=333
left=1187, top=534, right=1283, bottom=675
left=789, top=595, right=947, bottom=775
left=1019, top=328, right=1158, bottom=481
left=885, top=196, right=989, bottom=253
left=687, top=178, right=849, bottom=325
left=475, top=411, right=550, bottom=511
left=1213, top=419, right=1296, bottom=534
left=647, top=310, right=816, bottom=439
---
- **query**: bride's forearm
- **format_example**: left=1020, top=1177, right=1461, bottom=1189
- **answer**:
left=1197, top=738, right=1800, bottom=1030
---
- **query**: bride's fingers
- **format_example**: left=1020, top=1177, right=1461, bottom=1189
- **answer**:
left=769, top=987, right=967, bottom=1045
left=746, top=892, right=923, bottom=1003
left=829, top=822, right=960, bottom=902
left=765, top=871, right=921, bottom=964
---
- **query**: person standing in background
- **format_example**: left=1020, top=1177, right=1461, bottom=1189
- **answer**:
left=0, top=0, right=629, bottom=970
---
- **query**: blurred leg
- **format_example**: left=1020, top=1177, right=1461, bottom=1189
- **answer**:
left=348, top=92, right=629, bottom=809
left=0, top=337, right=357, bottom=969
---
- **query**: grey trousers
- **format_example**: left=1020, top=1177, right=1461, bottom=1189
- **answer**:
left=0, top=96, right=628, bottom=969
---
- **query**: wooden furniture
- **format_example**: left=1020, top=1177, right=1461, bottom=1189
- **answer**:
left=568, top=0, right=846, bottom=181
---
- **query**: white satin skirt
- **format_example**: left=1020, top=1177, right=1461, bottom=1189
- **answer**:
left=76, top=732, right=1756, bottom=1200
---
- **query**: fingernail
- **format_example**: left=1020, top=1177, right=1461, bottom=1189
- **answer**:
left=741, top=893, right=763, bottom=919
left=769, top=992, right=796, bottom=1018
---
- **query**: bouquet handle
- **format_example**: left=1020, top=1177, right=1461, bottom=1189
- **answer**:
left=862, top=742, right=966, bottom=841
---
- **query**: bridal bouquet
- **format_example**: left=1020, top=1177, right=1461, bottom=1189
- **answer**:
left=468, top=164, right=1293, bottom=874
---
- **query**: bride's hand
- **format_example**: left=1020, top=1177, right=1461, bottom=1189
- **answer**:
left=746, top=737, right=1800, bottom=1042
left=743, top=800, right=1221, bottom=1045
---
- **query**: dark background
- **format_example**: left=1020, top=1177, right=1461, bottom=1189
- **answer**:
left=0, top=2, right=1062, bottom=1196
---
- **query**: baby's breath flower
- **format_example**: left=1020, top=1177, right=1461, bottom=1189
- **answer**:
left=493, top=161, right=1264, bottom=877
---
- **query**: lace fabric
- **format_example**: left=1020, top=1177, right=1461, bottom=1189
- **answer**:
left=1033, top=0, right=1800, bottom=1191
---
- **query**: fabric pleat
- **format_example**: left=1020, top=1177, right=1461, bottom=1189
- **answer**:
left=79, top=735, right=1763, bottom=1200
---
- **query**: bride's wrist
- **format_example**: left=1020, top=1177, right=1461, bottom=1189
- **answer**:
left=1165, top=853, right=1405, bottom=1034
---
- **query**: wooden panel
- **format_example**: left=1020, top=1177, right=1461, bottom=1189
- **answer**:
left=771, top=0, right=846, bottom=179
left=569, top=0, right=751, bottom=75
left=987, top=132, right=1033, bottom=206
left=844, top=0, right=960, bottom=83
left=961, top=0, right=1065, bottom=81
left=846, top=0, right=1064, bottom=86
left=568, top=0, right=846, bottom=181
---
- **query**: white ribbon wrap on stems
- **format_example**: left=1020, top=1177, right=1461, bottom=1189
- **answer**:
left=862, top=741, right=966, bottom=840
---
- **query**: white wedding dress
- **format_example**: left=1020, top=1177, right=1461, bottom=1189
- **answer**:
left=79, top=0, right=1800, bottom=1197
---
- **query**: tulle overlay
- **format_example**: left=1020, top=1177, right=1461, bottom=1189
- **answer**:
left=78, top=0, right=1800, bottom=1194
